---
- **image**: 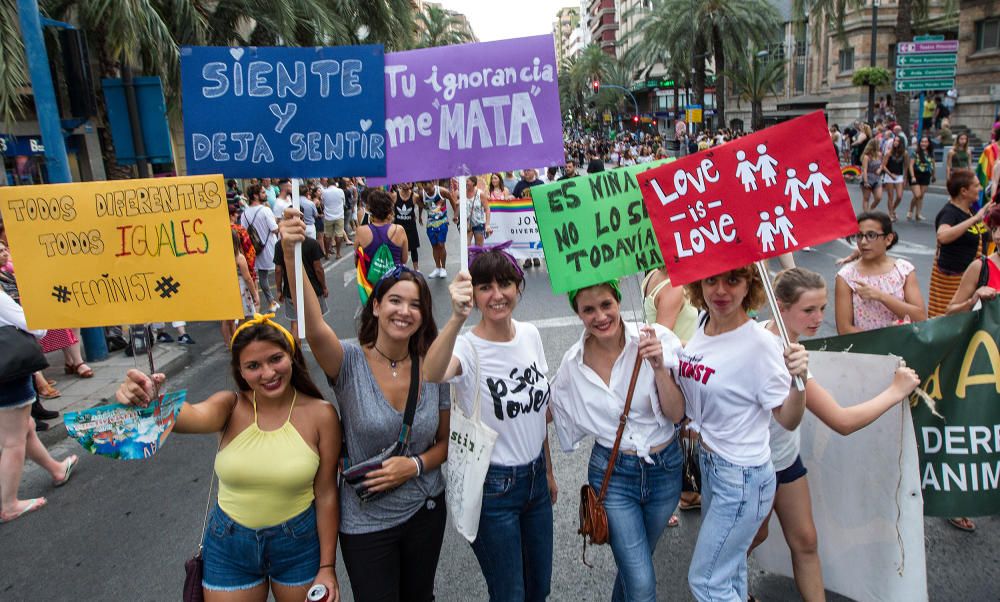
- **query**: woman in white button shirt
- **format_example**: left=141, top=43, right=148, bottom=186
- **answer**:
left=550, top=281, right=685, bottom=602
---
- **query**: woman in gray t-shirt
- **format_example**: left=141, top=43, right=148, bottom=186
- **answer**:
left=278, top=214, right=449, bottom=602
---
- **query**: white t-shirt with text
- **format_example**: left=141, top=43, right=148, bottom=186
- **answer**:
left=450, top=320, right=550, bottom=466
left=678, top=318, right=790, bottom=466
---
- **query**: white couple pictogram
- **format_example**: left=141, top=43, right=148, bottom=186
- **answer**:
left=756, top=206, right=797, bottom=252
left=784, top=162, right=832, bottom=210
left=735, top=144, right=779, bottom=192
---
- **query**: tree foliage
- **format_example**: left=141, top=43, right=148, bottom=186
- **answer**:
left=725, top=49, right=785, bottom=130
left=415, top=4, right=474, bottom=49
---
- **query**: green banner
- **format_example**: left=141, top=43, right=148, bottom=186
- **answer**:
left=533, top=160, right=670, bottom=293
left=806, top=300, right=1000, bottom=517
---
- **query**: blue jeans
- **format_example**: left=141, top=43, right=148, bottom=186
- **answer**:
left=471, top=452, right=553, bottom=602
left=688, top=450, right=776, bottom=602
left=588, top=440, right=683, bottom=602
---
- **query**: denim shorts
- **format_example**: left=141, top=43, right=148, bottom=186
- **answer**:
left=776, top=454, right=808, bottom=485
left=202, top=504, right=319, bottom=591
left=0, top=376, right=35, bottom=410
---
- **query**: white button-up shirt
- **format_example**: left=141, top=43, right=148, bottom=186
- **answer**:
left=550, top=322, right=682, bottom=462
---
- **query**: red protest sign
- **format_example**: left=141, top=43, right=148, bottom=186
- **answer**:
left=637, top=111, right=856, bottom=286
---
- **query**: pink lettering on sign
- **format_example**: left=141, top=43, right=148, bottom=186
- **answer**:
left=637, top=111, right=857, bottom=286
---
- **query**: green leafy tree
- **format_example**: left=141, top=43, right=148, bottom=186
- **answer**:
left=415, top=4, right=474, bottom=49
left=725, top=49, right=785, bottom=130
left=630, top=0, right=779, bottom=129
left=1, top=0, right=413, bottom=177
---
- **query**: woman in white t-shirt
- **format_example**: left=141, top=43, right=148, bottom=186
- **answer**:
left=678, top=265, right=808, bottom=602
left=747, top=268, right=920, bottom=600
left=425, top=243, right=556, bottom=601
left=550, top=281, right=685, bottom=602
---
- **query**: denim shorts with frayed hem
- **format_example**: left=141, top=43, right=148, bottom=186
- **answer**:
left=202, top=503, right=319, bottom=591
left=0, top=376, right=35, bottom=410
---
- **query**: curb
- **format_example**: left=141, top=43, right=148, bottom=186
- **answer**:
left=37, top=346, right=193, bottom=447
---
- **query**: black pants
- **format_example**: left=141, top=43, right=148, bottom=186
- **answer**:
left=339, top=493, right=447, bottom=602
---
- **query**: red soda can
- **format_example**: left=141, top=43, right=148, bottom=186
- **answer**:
left=306, top=584, right=329, bottom=602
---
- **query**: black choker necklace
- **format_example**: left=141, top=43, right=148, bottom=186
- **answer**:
left=373, top=345, right=409, bottom=378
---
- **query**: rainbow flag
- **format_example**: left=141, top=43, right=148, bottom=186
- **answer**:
left=356, top=247, right=374, bottom=303
left=489, top=197, right=534, bottom=213
left=841, top=165, right=861, bottom=179
left=977, top=141, right=998, bottom=191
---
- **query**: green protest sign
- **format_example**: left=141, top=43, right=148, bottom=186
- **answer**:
left=533, top=160, right=671, bottom=293
left=806, top=300, right=1000, bottom=517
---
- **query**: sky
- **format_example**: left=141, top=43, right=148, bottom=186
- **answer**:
left=433, top=0, right=578, bottom=42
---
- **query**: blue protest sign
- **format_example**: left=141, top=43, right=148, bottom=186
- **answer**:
left=180, top=46, right=386, bottom=178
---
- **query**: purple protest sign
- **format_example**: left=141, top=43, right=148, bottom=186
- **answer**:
left=368, top=35, right=563, bottom=186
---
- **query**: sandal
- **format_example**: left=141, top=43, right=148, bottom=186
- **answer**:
left=0, top=497, right=47, bottom=523
left=54, top=455, right=79, bottom=487
left=679, top=496, right=702, bottom=511
left=65, top=363, right=94, bottom=378
left=37, top=383, right=61, bottom=399
left=948, top=517, right=976, bottom=532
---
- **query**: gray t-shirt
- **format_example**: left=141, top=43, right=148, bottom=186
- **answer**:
left=332, top=343, right=450, bottom=534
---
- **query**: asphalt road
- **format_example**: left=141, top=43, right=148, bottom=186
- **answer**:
left=3, top=183, right=997, bottom=601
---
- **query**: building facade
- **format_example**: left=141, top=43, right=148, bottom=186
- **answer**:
left=728, top=0, right=999, bottom=139
left=588, top=0, right=618, bottom=56
left=553, top=6, right=580, bottom=65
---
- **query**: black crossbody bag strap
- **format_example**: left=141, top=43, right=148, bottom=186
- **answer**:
left=397, top=355, right=421, bottom=447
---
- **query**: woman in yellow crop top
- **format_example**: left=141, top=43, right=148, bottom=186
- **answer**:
left=116, top=315, right=342, bottom=602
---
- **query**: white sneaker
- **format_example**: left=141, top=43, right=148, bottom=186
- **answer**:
left=427, top=268, right=438, bottom=278
left=438, top=268, right=448, bottom=279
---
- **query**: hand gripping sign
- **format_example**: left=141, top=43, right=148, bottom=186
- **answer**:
left=636, top=111, right=857, bottom=286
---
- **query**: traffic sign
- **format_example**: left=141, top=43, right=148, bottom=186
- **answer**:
left=897, top=54, right=958, bottom=66
left=897, top=40, right=959, bottom=54
left=895, top=78, right=954, bottom=92
left=914, top=34, right=945, bottom=42
left=896, top=66, right=956, bottom=79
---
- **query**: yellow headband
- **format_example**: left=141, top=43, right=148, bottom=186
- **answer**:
left=230, top=313, right=296, bottom=351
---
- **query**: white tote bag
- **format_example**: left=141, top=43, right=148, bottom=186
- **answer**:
left=445, top=346, right=498, bottom=543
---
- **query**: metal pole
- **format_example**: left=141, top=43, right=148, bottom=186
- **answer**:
left=916, top=91, right=925, bottom=145
left=17, top=0, right=71, bottom=183
left=18, top=0, right=107, bottom=360
left=122, top=63, right=151, bottom=178
left=867, top=0, right=879, bottom=124
left=755, top=261, right=805, bottom=391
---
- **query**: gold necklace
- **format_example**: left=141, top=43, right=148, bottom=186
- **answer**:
left=373, top=345, right=409, bottom=378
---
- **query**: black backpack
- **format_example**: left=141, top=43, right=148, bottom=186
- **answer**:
left=243, top=207, right=266, bottom=255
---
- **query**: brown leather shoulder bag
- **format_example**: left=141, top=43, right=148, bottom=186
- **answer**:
left=578, top=349, right=643, bottom=566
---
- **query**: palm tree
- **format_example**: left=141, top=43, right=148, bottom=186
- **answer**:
left=630, top=0, right=779, bottom=129
left=725, top=49, right=785, bottom=130
left=0, top=0, right=29, bottom=127
left=415, top=5, right=474, bottom=49
left=1, top=0, right=414, bottom=177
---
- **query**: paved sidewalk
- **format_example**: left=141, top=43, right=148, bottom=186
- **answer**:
left=34, top=343, right=188, bottom=436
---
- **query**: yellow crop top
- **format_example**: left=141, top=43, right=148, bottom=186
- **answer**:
left=214, top=392, right=320, bottom=529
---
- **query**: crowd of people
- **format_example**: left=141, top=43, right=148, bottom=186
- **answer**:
left=3, top=108, right=999, bottom=601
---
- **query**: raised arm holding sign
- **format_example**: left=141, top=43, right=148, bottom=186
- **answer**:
left=636, top=111, right=857, bottom=390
